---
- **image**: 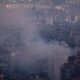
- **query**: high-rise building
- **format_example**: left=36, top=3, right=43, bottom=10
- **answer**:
left=61, top=51, right=80, bottom=80
left=0, top=46, right=11, bottom=79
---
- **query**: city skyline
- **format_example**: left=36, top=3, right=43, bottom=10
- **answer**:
left=0, top=0, right=80, bottom=80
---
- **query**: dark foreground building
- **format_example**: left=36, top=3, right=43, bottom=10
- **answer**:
left=61, top=51, right=80, bottom=80
left=0, top=46, right=11, bottom=80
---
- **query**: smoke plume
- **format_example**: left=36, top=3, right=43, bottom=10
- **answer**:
left=0, top=8, right=72, bottom=80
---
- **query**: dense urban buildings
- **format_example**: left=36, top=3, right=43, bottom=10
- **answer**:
left=0, top=0, right=80, bottom=80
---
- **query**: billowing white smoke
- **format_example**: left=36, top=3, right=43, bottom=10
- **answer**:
left=0, top=8, right=72, bottom=80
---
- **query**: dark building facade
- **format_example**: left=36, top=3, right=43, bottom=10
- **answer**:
left=61, top=51, right=80, bottom=80
left=0, top=46, right=11, bottom=80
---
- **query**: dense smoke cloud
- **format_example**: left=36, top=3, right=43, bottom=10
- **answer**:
left=0, top=8, right=72, bottom=80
